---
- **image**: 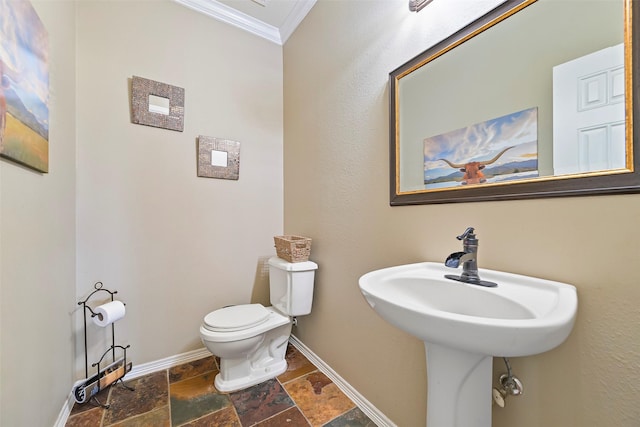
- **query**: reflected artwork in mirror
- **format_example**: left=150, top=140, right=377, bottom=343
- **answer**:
left=390, top=0, right=640, bottom=205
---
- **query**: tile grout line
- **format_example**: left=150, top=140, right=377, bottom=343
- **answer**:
left=229, top=401, right=243, bottom=427
left=99, top=383, right=112, bottom=427
left=275, top=368, right=357, bottom=427
left=165, top=370, right=173, bottom=427
left=288, top=335, right=396, bottom=427
left=167, top=358, right=244, bottom=427
left=274, top=350, right=358, bottom=427
left=275, top=374, right=314, bottom=427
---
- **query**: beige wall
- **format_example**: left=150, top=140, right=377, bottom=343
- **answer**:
left=76, top=0, right=283, bottom=369
left=0, top=1, right=76, bottom=425
left=3, top=0, right=638, bottom=425
left=2, top=0, right=283, bottom=424
left=284, top=1, right=640, bottom=426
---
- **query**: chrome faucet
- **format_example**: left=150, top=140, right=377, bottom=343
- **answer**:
left=444, top=227, right=497, bottom=287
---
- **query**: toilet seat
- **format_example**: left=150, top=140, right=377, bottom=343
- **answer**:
left=201, top=305, right=290, bottom=343
left=203, top=304, right=270, bottom=332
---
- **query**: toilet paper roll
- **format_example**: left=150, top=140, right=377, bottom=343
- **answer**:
left=93, top=301, right=126, bottom=327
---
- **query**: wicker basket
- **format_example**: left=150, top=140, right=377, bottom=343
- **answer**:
left=274, top=235, right=312, bottom=262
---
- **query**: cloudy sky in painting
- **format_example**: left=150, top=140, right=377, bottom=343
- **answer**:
left=423, top=107, right=538, bottom=180
left=0, top=0, right=49, bottom=124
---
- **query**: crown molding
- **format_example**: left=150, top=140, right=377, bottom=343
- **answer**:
left=173, top=0, right=316, bottom=45
left=174, top=0, right=281, bottom=43
left=280, top=0, right=316, bottom=44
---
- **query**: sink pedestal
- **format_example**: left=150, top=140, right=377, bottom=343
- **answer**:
left=425, top=343, right=492, bottom=427
left=360, top=262, right=578, bottom=426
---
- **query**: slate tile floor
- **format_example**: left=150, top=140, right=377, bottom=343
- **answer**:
left=65, top=343, right=376, bottom=427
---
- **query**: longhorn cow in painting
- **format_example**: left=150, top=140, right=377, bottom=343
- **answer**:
left=438, top=146, right=514, bottom=185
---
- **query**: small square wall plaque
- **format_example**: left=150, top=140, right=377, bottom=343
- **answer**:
left=197, top=136, right=240, bottom=180
left=130, top=76, right=184, bottom=132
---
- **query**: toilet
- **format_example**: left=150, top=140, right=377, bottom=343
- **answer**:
left=199, top=256, right=318, bottom=392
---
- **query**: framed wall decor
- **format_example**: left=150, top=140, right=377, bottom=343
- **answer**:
left=0, top=0, right=49, bottom=173
left=130, top=76, right=184, bottom=132
left=197, top=135, right=240, bottom=180
left=390, top=0, right=639, bottom=205
left=423, top=107, right=538, bottom=189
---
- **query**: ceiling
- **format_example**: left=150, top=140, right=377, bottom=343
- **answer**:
left=173, top=0, right=316, bottom=45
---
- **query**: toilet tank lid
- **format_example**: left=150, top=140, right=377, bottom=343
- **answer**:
left=203, top=304, right=270, bottom=331
left=269, top=257, right=318, bottom=271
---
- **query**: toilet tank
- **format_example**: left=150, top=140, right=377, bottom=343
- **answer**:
left=268, top=257, right=318, bottom=316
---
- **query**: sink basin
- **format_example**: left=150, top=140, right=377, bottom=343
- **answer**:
left=359, top=262, right=577, bottom=357
left=359, top=262, right=577, bottom=427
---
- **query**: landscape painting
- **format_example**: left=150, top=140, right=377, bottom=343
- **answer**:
left=424, top=107, right=538, bottom=189
left=0, top=0, right=49, bottom=173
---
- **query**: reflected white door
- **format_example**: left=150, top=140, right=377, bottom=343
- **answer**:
left=553, top=43, right=625, bottom=175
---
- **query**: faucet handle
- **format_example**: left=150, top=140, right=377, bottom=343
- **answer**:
left=456, top=227, right=476, bottom=241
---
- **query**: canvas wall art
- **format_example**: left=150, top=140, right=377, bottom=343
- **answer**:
left=423, top=107, right=539, bottom=189
left=0, top=0, right=49, bottom=173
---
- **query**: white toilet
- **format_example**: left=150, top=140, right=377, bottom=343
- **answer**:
left=199, top=256, right=318, bottom=392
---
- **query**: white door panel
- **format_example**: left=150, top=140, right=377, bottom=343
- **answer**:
left=553, top=43, right=625, bottom=175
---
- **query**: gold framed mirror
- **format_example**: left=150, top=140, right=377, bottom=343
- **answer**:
left=390, top=0, right=639, bottom=205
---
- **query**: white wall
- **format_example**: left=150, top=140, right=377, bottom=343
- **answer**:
left=0, top=1, right=76, bottom=425
left=284, top=0, right=640, bottom=426
left=76, top=0, right=284, bottom=369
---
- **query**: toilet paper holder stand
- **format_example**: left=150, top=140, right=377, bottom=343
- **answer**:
left=76, top=281, right=133, bottom=407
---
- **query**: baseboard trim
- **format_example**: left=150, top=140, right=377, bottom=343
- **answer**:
left=126, top=347, right=212, bottom=380
left=56, top=339, right=394, bottom=427
left=289, top=335, right=396, bottom=427
left=54, top=381, right=81, bottom=427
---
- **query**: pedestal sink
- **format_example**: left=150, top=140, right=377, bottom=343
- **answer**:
left=359, top=262, right=577, bottom=427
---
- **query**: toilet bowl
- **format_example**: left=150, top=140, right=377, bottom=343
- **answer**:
left=200, top=304, right=292, bottom=391
left=199, top=257, right=318, bottom=392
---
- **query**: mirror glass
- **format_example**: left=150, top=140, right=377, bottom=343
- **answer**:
left=210, top=150, right=228, bottom=167
left=148, top=94, right=170, bottom=115
left=391, top=0, right=639, bottom=205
